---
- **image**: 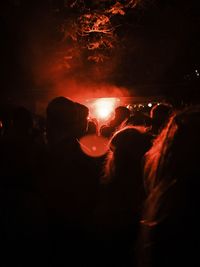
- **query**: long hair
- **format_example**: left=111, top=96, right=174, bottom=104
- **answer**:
left=139, top=106, right=200, bottom=267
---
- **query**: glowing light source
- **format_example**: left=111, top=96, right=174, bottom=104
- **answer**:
left=148, top=103, right=153, bottom=108
left=195, top=69, right=199, bottom=77
left=126, top=104, right=133, bottom=110
left=79, top=134, right=109, bottom=157
left=93, top=98, right=118, bottom=120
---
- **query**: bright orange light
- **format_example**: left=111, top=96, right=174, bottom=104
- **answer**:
left=79, top=134, right=109, bottom=157
left=93, top=98, right=118, bottom=120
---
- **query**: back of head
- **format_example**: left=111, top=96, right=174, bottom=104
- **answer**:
left=104, top=126, right=151, bottom=183
left=150, top=103, right=173, bottom=134
left=108, top=106, right=130, bottom=131
left=145, top=105, right=200, bottom=192
left=47, top=97, right=77, bottom=128
left=115, top=106, right=130, bottom=122
left=111, top=126, right=151, bottom=160
left=100, top=125, right=113, bottom=138
left=169, top=107, right=200, bottom=178
left=46, top=97, right=77, bottom=143
left=128, top=111, right=152, bottom=127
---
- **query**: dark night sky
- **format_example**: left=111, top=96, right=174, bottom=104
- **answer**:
left=0, top=0, right=200, bottom=107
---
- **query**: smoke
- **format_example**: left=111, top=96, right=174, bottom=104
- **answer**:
left=24, top=0, right=151, bottom=107
left=56, top=80, right=130, bottom=102
left=30, top=35, right=128, bottom=103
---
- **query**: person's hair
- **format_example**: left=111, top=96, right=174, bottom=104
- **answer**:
left=46, top=97, right=77, bottom=130
left=46, top=96, right=78, bottom=144
left=114, top=106, right=131, bottom=122
left=103, top=126, right=151, bottom=184
left=139, top=106, right=200, bottom=266
left=150, top=103, right=173, bottom=134
left=100, top=125, right=113, bottom=138
left=144, top=106, right=200, bottom=193
left=127, top=111, right=152, bottom=127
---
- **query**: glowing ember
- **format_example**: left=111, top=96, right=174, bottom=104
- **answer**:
left=93, top=97, right=118, bottom=120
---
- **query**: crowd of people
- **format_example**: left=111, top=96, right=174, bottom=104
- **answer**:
left=0, top=96, right=199, bottom=266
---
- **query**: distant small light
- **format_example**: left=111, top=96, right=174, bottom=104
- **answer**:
left=197, top=73, right=200, bottom=77
left=157, top=103, right=160, bottom=105
left=126, top=104, right=133, bottom=110
left=148, top=103, right=153, bottom=108
left=195, top=69, right=198, bottom=73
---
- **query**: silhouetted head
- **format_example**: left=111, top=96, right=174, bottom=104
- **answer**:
left=46, top=96, right=77, bottom=144
left=100, top=125, right=113, bottom=138
left=104, top=126, right=151, bottom=183
left=150, top=103, right=173, bottom=135
left=115, top=106, right=130, bottom=122
left=145, top=106, right=200, bottom=192
left=108, top=106, right=131, bottom=130
left=111, top=126, right=150, bottom=158
left=128, top=111, right=152, bottom=127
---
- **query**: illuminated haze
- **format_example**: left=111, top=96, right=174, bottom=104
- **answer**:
left=27, top=0, right=146, bottom=106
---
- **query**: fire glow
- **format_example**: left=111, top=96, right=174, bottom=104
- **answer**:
left=87, top=97, right=120, bottom=121
left=79, top=134, right=109, bottom=158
